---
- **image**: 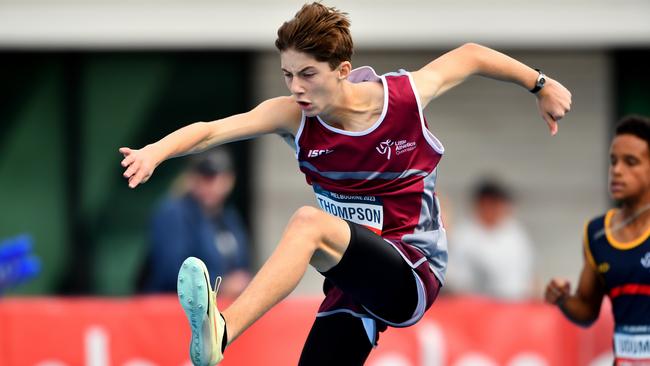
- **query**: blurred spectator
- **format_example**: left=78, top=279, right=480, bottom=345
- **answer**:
left=446, top=178, right=535, bottom=300
left=137, top=148, right=251, bottom=296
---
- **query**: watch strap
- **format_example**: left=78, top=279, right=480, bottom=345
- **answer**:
left=529, top=69, right=546, bottom=94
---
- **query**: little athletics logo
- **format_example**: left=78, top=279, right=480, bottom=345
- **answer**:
left=376, top=139, right=394, bottom=159
left=376, top=139, right=416, bottom=160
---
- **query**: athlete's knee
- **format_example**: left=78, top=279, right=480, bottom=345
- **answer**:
left=282, top=206, right=325, bottom=245
left=288, top=206, right=324, bottom=232
left=285, top=207, right=347, bottom=259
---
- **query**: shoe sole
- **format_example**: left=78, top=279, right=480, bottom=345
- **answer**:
left=178, top=257, right=213, bottom=366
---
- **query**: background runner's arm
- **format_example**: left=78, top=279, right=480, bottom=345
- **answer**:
left=544, top=262, right=606, bottom=327
left=119, top=96, right=301, bottom=188
left=410, top=43, right=571, bottom=135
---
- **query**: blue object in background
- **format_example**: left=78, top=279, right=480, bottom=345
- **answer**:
left=0, top=235, right=32, bottom=261
left=0, top=235, right=41, bottom=292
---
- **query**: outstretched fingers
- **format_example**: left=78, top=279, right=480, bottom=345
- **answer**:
left=119, top=146, right=148, bottom=189
left=128, top=172, right=146, bottom=189
left=121, top=155, right=135, bottom=168
left=123, top=160, right=140, bottom=179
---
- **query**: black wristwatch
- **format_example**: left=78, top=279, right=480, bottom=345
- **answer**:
left=529, top=69, right=546, bottom=94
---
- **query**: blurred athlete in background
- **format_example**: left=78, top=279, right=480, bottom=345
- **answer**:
left=545, top=116, right=650, bottom=365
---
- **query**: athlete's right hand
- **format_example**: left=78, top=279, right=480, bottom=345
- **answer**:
left=544, top=277, right=571, bottom=305
left=119, top=145, right=162, bottom=189
left=535, top=77, right=572, bottom=136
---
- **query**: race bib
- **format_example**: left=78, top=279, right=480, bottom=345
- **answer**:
left=615, top=325, right=650, bottom=362
left=314, top=185, right=383, bottom=235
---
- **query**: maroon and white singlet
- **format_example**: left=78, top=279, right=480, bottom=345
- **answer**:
left=293, top=66, right=448, bottom=326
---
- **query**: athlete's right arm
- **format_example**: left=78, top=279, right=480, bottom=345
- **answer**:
left=119, top=96, right=301, bottom=189
left=412, top=43, right=571, bottom=136
left=544, top=261, right=606, bottom=327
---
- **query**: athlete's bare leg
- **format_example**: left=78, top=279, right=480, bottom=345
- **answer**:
left=221, top=206, right=350, bottom=344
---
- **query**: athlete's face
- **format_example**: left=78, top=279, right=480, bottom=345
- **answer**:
left=609, top=134, right=650, bottom=203
left=280, top=49, right=347, bottom=117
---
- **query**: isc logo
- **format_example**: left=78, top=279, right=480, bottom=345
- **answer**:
left=307, top=149, right=333, bottom=158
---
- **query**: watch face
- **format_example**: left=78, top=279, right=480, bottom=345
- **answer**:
left=539, top=77, right=546, bottom=87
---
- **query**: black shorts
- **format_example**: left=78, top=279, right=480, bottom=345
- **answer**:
left=321, top=221, right=420, bottom=325
left=298, top=221, right=439, bottom=365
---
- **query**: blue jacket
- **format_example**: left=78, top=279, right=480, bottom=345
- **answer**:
left=140, top=194, right=249, bottom=293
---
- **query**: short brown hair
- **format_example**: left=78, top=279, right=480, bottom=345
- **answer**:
left=275, top=2, right=353, bottom=70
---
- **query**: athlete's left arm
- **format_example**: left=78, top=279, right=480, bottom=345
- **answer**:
left=410, top=43, right=572, bottom=135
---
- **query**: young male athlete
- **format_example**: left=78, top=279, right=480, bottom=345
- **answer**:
left=120, top=3, right=571, bottom=365
left=545, top=116, right=650, bottom=365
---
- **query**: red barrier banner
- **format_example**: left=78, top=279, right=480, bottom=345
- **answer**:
left=0, top=295, right=614, bottom=365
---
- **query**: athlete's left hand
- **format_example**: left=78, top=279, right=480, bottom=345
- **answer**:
left=119, top=144, right=162, bottom=189
left=535, top=78, right=572, bottom=136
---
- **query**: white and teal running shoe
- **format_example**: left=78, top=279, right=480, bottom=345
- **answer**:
left=177, top=257, right=226, bottom=366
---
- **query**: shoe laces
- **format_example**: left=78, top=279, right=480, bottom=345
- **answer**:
left=214, top=276, right=222, bottom=297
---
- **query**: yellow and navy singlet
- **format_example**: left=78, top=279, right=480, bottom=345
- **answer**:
left=585, top=209, right=650, bottom=363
